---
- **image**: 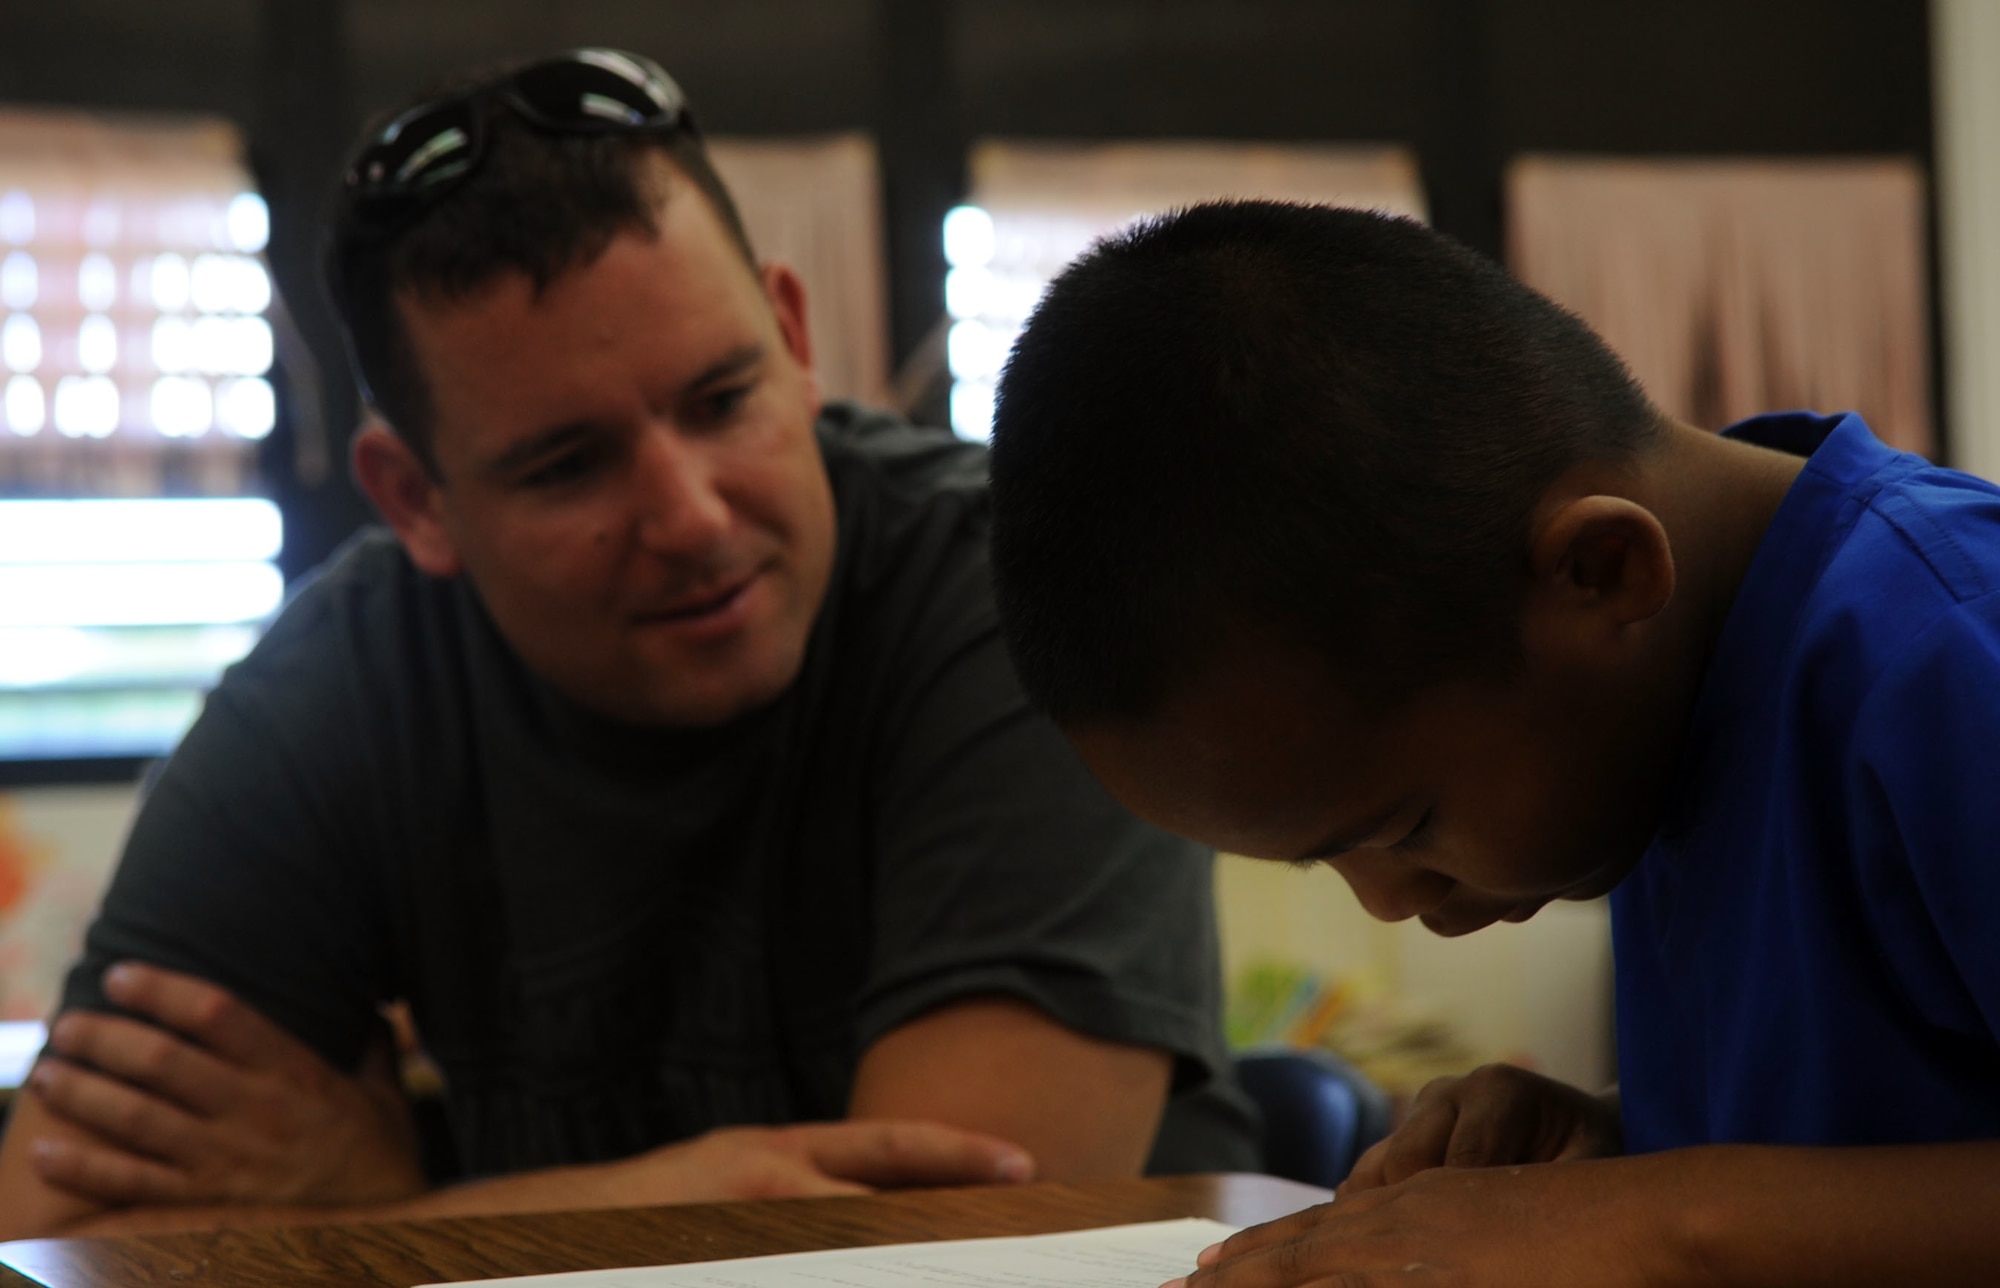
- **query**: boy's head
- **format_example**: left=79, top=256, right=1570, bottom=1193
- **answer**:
left=989, top=201, right=1685, bottom=935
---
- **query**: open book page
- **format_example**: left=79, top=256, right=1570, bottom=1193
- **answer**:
left=419, top=1217, right=1239, bottom=1288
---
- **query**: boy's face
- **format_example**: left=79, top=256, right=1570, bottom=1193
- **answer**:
left=1069, top=628, right=1673, bottom=936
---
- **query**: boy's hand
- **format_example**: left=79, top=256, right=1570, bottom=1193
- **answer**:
left=26, top=963, right=425, bottom=1208
left=1341, top=1062, right=1620, bottom=1195
left=1170, top=1156, right=1675, bottom=1288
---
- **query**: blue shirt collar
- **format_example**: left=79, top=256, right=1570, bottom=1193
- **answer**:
left=1655, top=412, right=1909, bottom=839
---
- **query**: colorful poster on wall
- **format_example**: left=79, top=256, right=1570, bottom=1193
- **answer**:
left=0, top=784, right=139, bottom=1023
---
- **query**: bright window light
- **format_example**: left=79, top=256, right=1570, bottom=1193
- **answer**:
left=0, top=624, right=260, bottom=690
left=151, top=316, right=193, bottom=373
left=78, top=253, right=118, bottom=310
left=216, top=376, right=276, bottom=438
left=2, top=315, right=40, bottom=371
left=950, top=379, right=997, bottom=442
left=0, top=627, right=103, bottom=687
left=150, top=376, right=213, bottom=438
left=81, top=202, right=119, bottom=246
left=947, top=319, right=1009, bottom=381
left=193, top=316, right=272, bottom=375
left=151, top=253, right=191, bottom=311
left=0, top=561, right=285, bottom=628
left=0, top=497, right=282, bottom=564
left=4, top=376, right=43, bottom=435
left=227, top=193, right=270, bottom=253
left=53, top=375, right=120, bottom=438
left=945, top=266, right=994, bottom=320
left=78, top=315, right=118, bottom=374
left=0, top=1022, right=45, bottom=1090
left=943, top=205, right=996, bottom=268
left=191, top=253, right=271, bottom=315
left=0, top=192, right=32, bottom=244
left=0, top=252, right=34, bottom=309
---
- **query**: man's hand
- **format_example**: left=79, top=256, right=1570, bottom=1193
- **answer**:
left=26, top=962, right=425, bottom=1208
left=1340, top=1062, right=1620, bottom=1195
left=477, top=1120, right=1036, bottom=1214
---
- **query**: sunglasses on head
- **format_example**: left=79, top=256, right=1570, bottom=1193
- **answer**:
left=335, top=47, right=694, bottom=241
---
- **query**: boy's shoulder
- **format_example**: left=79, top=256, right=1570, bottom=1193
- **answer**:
left=1738, top=412, right=2000, bottom=668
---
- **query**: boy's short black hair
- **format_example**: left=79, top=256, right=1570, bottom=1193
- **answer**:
left=988, top=200, right=1665, bottom=724
left=325, top=77, right=755, bottom=474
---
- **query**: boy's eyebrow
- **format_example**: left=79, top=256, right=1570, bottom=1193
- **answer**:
left=1300, top=801, right=1408, bottom=861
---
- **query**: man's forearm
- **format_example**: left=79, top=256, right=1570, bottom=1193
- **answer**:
left=848, top=996, right=1170, bottom=1180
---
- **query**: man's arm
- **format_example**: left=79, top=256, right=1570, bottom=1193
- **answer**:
left=0, top=965, right=1035, bottom=1240
left=848, top=995, right=1170, bottom=1180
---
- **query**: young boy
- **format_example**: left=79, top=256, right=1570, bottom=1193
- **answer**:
left=987, top=201, right=2000, bottom=1285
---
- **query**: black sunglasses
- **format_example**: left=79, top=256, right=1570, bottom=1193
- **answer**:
left=335, top=47, right=693, bottom=241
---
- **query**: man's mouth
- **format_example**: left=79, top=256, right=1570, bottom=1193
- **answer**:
left=636, top=572, right=757, bottom=625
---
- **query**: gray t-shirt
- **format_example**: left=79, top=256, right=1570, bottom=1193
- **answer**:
left=62, top=405, right=1255, bottom=1177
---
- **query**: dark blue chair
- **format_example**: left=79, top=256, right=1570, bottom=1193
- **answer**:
left=1236, top=1047, right=1394, bottom=1189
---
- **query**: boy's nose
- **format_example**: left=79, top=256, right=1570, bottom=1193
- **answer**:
left=1331, top=854, right=1455, bottom=923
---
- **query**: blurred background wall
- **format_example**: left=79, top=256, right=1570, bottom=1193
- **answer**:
left=0, top=0, right=1960, bottom=1095
left=0, top=0, right=1939, bottom=578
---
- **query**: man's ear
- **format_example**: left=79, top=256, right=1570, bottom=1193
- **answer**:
left=762, top=261, right=821, bottom=404
left=351, top=419, right=462, bottom=578
left=1524, top=494, right=1676, bottom=650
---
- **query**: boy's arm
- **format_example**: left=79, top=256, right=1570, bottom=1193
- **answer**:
left=1174, top=1140, right=2000, bottom=1287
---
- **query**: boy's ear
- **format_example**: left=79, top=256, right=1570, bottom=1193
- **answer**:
left=1525, top=494, right=1676, bottom=641
left=351, top=420, right=463, bottom=578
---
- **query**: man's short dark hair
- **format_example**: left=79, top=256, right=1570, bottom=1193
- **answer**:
left=988, top=200, right=1665, bottom=725
left=325, top=79, right=756, bottom=474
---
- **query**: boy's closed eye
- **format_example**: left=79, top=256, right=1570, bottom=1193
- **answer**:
left=1390, top=809, right=1436, bottom=852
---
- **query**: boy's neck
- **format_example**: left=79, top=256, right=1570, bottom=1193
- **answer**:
left=1645, top=418, right=1811, bottom=670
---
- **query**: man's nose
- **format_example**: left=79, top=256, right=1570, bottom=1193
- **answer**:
left=632, top=424, right=731, bottom=552
left=1331, top=853, right=1454, bottom=923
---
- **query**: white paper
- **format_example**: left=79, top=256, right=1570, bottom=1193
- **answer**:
left=420, top=1217, right=1238, bottom=1288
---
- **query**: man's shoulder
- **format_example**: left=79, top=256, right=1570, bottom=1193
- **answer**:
left=249, top=528, right=444, bottom=669
left=815, top=402, right=989, bottom=509
left=215, top=527, right=477, bottom=738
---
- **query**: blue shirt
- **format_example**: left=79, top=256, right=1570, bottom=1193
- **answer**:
left=1613, top=411, right=2000, bottom=1155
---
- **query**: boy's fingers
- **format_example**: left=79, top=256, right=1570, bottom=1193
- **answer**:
left=28, top=1133, right=192, bottom=1206
left=29, top=1055, right=204, bottom=1160
left=1372, top=1100, right=1461, bottom=1187
left=1338, top=1136, right=1395, bottom=1194
left=46, top=1011, right=238, bottom=1117
left=101, top=962, right=309, bottom=1073
left=792, top=1120, right=1035, bottom=1187
left=1440, top=1095, right=1531, bottom=1170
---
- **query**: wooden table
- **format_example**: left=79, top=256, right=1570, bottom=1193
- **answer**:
left=0, top=1173, right=1327, bottom=1288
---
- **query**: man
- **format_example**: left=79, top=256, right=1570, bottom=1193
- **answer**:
left=0, top=50, right=1250, bottom=1238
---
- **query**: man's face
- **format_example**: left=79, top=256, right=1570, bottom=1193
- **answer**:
left=1069, top=630, right=1672, bottom=936
left=394, top=166, right=835, bottom=726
